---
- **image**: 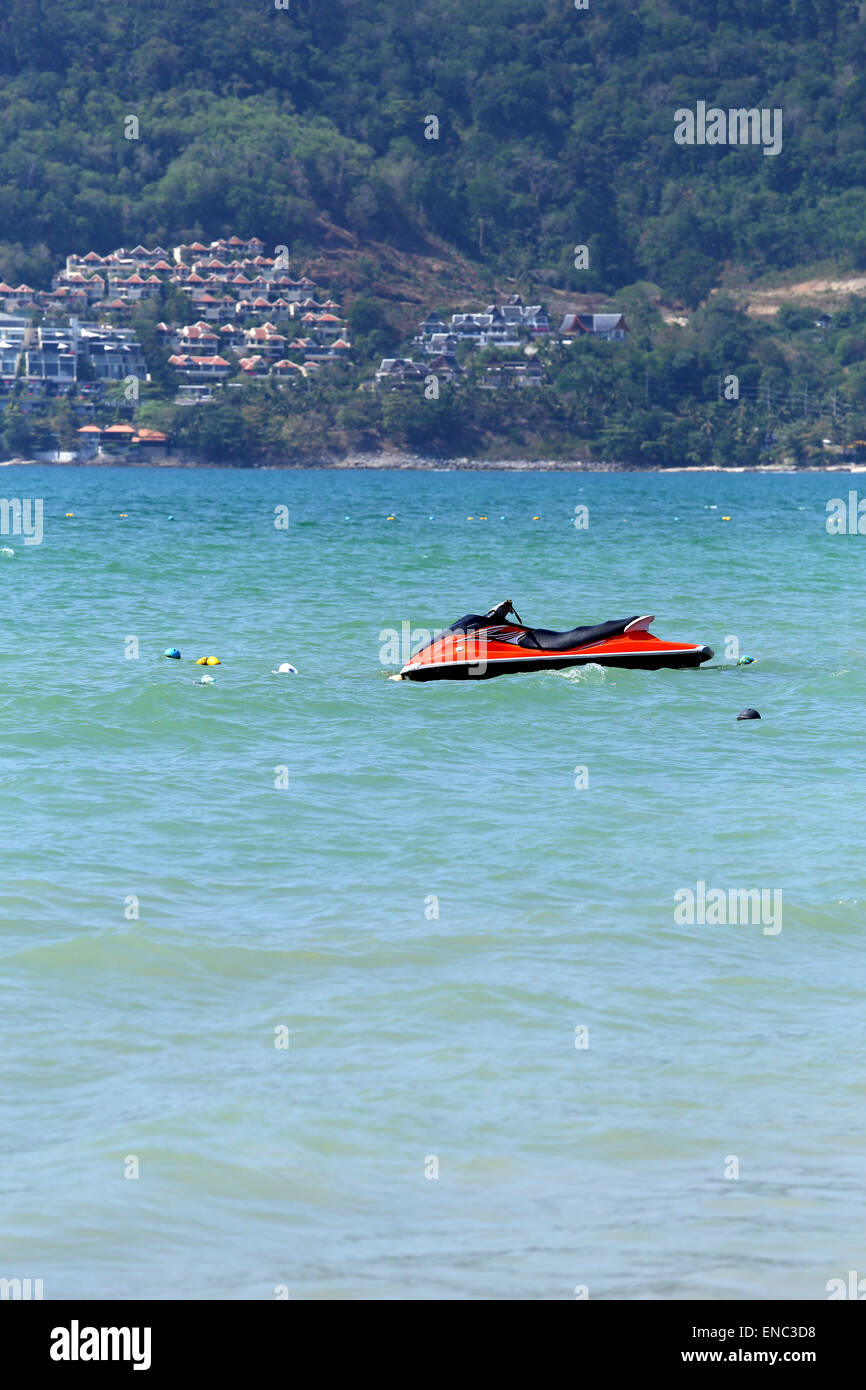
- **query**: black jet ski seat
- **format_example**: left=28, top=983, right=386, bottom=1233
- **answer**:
left=519, top=616, right=642, bottom=652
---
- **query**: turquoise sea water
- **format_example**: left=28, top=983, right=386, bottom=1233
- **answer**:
left=1, top=463, right=863, bottom=1300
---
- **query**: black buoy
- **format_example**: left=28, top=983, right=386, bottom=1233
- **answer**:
left=737, top=708, right=761, bottom=721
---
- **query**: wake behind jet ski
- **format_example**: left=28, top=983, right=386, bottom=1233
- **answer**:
left=395, top=600, right=714, bottom=682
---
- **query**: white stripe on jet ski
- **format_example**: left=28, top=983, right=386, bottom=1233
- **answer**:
left=402, top=646, right=705, bottom=674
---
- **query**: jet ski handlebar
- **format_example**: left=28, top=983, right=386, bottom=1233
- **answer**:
left=486, top=599, right=524, bottom=625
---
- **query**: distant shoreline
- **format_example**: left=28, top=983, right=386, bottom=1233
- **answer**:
left=2, top=452, right=865, bottom=473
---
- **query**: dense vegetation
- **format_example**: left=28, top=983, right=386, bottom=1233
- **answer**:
left=2, top=0, right=866, bottom=465
left=0, top=0, right=865, bottom=301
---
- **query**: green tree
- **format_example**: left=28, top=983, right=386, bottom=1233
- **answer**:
left=2, top=403, right=34, bottom=456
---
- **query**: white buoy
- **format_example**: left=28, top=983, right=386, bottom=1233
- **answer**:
left=274, top=662, right=298, bottom=674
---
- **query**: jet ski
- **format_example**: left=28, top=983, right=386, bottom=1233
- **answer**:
left=395, top=600, right=714, bottom=682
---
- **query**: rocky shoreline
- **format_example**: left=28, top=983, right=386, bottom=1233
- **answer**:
left=2, top=451, right=864, bottom=473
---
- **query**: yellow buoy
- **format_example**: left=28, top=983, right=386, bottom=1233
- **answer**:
left=205, top=656, right=220, bottom=666
left=119, top=513, right=128, bottom=518
left=722, top=515, right=731, bottom=521
left=65, top=512, right=74, bottom=517
left=532, top=515, right=540, bottom=520
left=386, top=515, right=395, bottom=520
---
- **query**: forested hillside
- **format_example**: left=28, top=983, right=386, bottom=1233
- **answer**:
left=1, top=0, right=865, bottom=299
